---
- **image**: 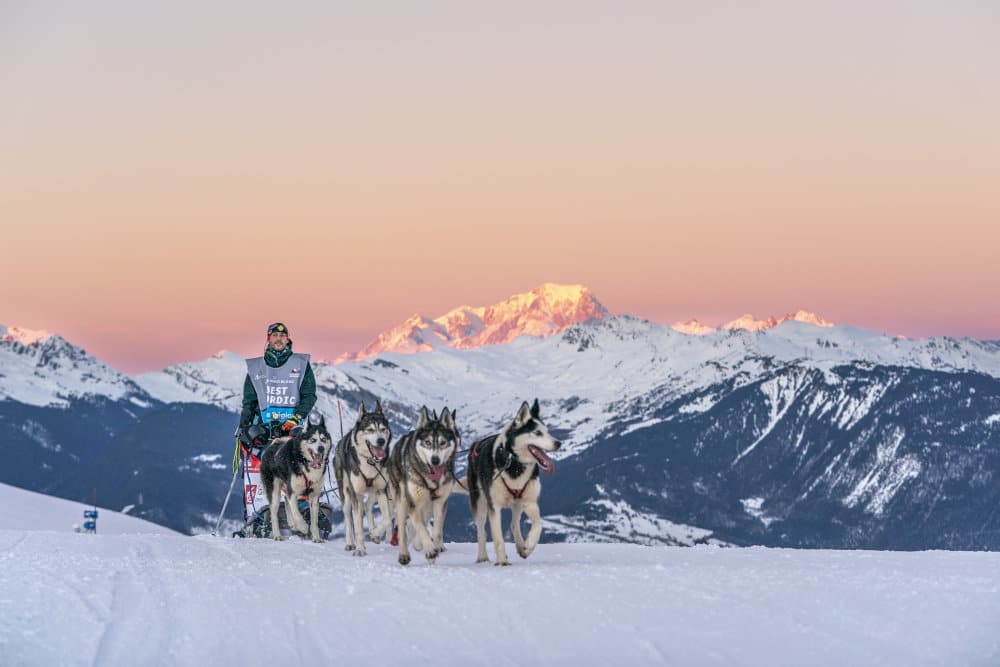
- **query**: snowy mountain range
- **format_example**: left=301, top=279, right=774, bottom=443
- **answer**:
left=0, top=325, right=148, bottom=408
left=2, top=284, right=999, bottom=546
left=339, top=283, right=610, bottom=361
left=672, top=310, right=836, bottom=335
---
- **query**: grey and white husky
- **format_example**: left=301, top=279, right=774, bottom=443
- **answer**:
left=260, top=412, right=332, bottom=543
left=388, top=406, right=459, bottom=565
left=466, top=399, right=561, bottom=565
left=333, top=400, right=393, bottom=555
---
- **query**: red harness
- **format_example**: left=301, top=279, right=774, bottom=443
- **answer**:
left=501, top=474, right=533, bottom=499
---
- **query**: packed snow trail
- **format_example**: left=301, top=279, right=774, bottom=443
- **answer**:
left=1, top=530, right=998, bottom=666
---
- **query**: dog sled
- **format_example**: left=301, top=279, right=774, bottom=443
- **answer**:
left=229, top=423, right=335, bottom=540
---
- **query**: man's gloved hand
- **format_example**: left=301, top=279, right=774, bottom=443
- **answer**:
left=281, top=414, right=302, bottom=433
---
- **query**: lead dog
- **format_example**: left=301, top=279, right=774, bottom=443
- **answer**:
left=333, top=400, right=393, bottom=556
left=467, top=399, right=561, bottom=565
left=260, top=412, right=332, bottom=543
left=388, top=406, right=459, bottom=565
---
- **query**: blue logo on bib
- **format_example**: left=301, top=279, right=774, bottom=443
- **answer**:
left=265, top=406, right=296, bottom=423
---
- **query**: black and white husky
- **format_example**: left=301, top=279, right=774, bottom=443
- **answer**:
left=467, top=399, right=562, bottom=565
left=388, top=406, right=459, bottom=565
left=333, top=400, right=393, bottom=556
left=260, top=412, right=332, bottom=543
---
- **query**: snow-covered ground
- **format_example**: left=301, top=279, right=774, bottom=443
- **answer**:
left=1, top=529, right=997, bottom=666
left=0, top=482, right=175, bottom=535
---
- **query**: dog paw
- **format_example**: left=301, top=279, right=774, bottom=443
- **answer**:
left=273, top=535, right=286, bottom=542
left=372, top=536, right=381, bottom=545
left=517, top=546, right=531, bottom=559
left=345, top=544, right=355, bottom=551
left=476, top=556, right=490, bottom=564
left=494, top=560, right=511, bottom=567
left=426, top=549, right=439, bottom=560
left=398, top=554, right=411, bottom=566
left=354, top=549, right=367, bottom=557
left=312, top=536, right=324, bottom=544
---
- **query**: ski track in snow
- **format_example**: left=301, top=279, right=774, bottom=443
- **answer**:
left=1, top=530, right=999, bottom=666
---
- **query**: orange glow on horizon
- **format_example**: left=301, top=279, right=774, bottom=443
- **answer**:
left=1, top=4, right=998, bottom=371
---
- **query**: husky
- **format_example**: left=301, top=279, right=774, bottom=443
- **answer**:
left=467, top=399, right=561, bottom=565
left=260, top=412, right=332, bottom=543
left=333, top=400, right=393, bottom=556
left=388, top=406, right=459, bottom=565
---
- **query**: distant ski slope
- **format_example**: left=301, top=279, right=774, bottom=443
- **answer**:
left=0, top=482, right=174, bottom=534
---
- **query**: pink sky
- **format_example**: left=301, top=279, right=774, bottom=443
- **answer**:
left=1, top=3, right=998, bottom=372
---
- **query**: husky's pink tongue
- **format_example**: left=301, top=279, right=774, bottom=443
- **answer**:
left=528, top=446, right=555, bottom=474
left=370, top=446, right=387, bottom=461
left=427, top=465, right=446, bottom=482
left=310, top=452, right=324, bottom=469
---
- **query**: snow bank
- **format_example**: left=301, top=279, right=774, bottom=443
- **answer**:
left=0, top=531, right=997, bottom=666
left=0, top=482, right=176, bottom=535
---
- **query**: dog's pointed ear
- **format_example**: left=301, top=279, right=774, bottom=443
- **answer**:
left=531, top=398, right=540, bottom=419
left=440, top=407, right=452, bottom=429
left=417, top=406, right=431, bottom=429
left=358, top=401, right=367, bottom=417
left=514, top=400, right=532, bottom=427
left=374, top=400, right=384, bottom=415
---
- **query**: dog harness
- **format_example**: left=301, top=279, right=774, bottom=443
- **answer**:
left=360, top=445, right=388, bottom=488
left=359, top=470, right=377, bottom=488
left=471, top=436, right=529, bottom=498
left=500, top=474, right=533, bottom=499
left=467, top=436, right=529, bottom=497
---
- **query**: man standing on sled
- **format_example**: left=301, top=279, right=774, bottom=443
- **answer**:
left=239, top=321, right=317, bottom=442
left=235, top=322, right=318, bottom=535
